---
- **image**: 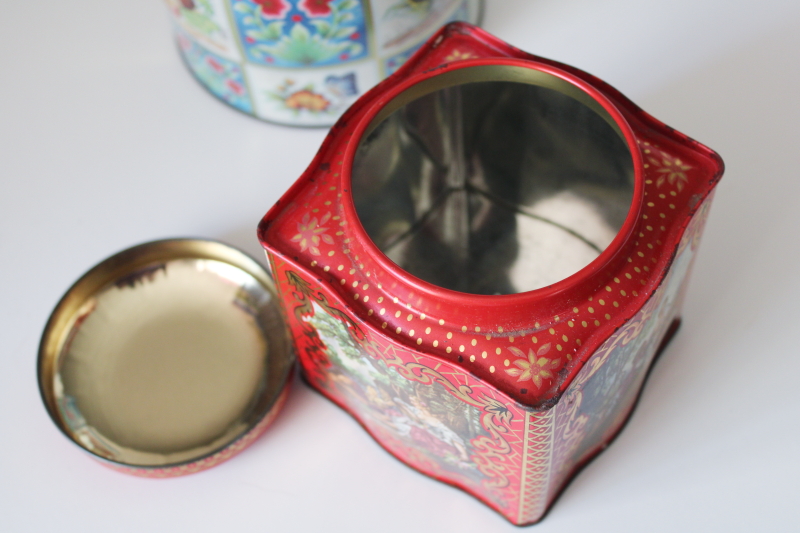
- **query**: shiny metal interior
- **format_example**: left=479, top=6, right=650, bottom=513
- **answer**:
left=352, top=66, right=634, bottom=295
left=38, top=240, right=293, bottom=467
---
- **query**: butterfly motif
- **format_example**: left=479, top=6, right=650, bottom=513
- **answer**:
left=325, top=73, right=358, bottom=99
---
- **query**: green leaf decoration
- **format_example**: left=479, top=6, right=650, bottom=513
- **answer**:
left=264, top=21, right=284, bottom=40
left=340, top=12, right=355, bottom=23
left=182, top=10, right=220, bottom=35
left=233, top=2, right=251, bottom=14
left=309, top=19, right=332, bottom=37
left=348, top=42, right=363, bottom=56
left=338, top=0, right=358, bottom=11
left=242, top=15, right=255, bottom=24
left=334, top=26, right=356, bottom=39
left=290, top=22, right=311, bottom=41
left=260, top=25, right=350, bottom=65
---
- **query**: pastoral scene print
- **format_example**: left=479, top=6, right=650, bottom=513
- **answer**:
left=305, top=302, right=492, bottom=487
left=549, top=201, right=707, bottom=496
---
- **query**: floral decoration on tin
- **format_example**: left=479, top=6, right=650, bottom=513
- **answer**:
left=167, top=0, right=223, bottom=37
left=178, top=31, right=252, bottom=112
left=291, top=212, right=335, bottom=254
left=232, top=0, right=368, bottom=66
left=166, top=0, right=482, bottom=125
left=269, top=73, right=358, bottom=115
left=649, top=150, right=692, bottom=191
left=505, top=343, right=564, bottom=389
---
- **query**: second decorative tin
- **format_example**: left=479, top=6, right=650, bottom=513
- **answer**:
left=258, top=23, right=724, bottom=525
left=165, top=0, right=483, bottom=126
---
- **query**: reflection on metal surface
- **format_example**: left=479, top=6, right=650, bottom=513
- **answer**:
left=353, top=67, right=634, bottom=294
left=39, top=240, right=294, bottom=468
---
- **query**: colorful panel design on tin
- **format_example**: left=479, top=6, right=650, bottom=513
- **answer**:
left=246, top=60, right=378, bottom=125
left=166, top=0, right=242, bottom=61
left=382, top=0, right=474, bottom=75
left=372, top=0, right=462, bottom=56
left=231, top=0, right=369, bottom=67
left=272, top=263, right=532, bottom=516
left=384, top=43, right=420, bottom=75
left=178, top=30, right=253, bottom=113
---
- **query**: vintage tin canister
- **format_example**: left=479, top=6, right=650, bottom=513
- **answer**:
left=38, top=239, right=295, bottom=477
left=258, top=23, right=724, bottom=525
left=165, top=0, right=483, bottom=126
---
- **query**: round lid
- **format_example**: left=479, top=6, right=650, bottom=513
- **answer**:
left=38, top=239, right=295, bottom=476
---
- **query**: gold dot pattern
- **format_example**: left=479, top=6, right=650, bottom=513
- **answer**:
left=267, top=137, right=701, bottom=403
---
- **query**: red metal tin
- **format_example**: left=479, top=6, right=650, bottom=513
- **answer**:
left=259, top=22, right=723, bottom=525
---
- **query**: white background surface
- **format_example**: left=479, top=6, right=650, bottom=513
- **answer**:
left=2, top=1, right=799, bottom=531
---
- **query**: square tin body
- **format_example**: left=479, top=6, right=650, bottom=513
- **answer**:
left=259, top=23, right=723, bottom=525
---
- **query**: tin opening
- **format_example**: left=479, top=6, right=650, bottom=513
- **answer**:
left=352, top=65, right=635, bottom=295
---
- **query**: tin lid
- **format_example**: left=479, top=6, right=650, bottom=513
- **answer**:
left=38, top=239, right=295, bottom=476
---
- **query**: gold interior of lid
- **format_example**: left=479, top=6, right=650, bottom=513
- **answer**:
left=38, top=240, right=294, bottom=468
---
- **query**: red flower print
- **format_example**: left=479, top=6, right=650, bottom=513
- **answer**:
left=205, top=56, right=224, bottom=73
left=350, top=32, right=360, bottom=40
left=226, top=80, right=244, bottom=95
left=291, top=212, right=334, bottom=255
left=298, top=0, right=333, bottom=17
left=505, top=343, right=564, bottom=389
left=291, top=14, right=303, bottom=22
left=253, top=0, right=291, bottom=19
